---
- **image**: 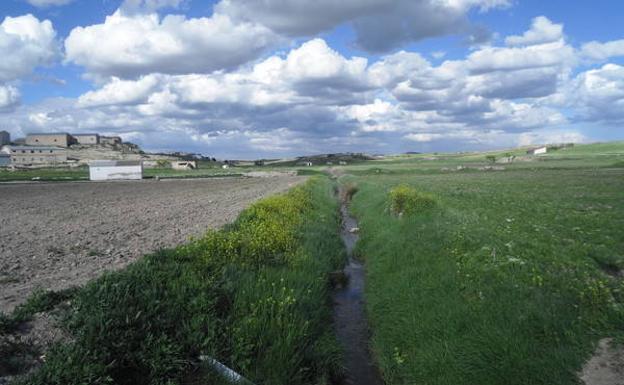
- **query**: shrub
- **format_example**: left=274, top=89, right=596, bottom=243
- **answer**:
left=388, top=184, right=436, bottom=215
left=341, top=183, right=358, bottom=202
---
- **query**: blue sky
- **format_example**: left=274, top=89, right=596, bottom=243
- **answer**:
left=0, top=0, right=623, bottom=158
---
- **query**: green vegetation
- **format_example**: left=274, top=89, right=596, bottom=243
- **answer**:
left=0, top=168, right=88, bottom=182
left=387, top=184, right=436, bottom=215
left=8, top=177, right=345, bottom=385
left=341, top=145, right=624, bottom=384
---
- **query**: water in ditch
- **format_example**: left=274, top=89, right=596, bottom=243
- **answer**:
left=333, top=195, right=384, bottom=385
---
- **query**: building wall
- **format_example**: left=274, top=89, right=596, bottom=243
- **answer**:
left=89, top=165, right=143, bottom=181
left=7, top=147, right=67, bottom=165
left=0, top=155, right=10, bottom=167
left=0, top=131, right=9, bottom=146
left=74, top=134, right=99, bottom=145
left=100, top=136, right=122, bottom=146
left=26, top=134, right=73, bottom=147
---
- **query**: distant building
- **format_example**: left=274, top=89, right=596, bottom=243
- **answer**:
left=74, top=133, right=99, bottom=145
left=527, top=146, right=548, bottom=155
left=100, top=136, right=122, bottom=146
left=0, top=131, right=9, bottom=146
left=26, top=133, right=75, bottom=147
left=89, top=160, right=142, bottom=181
left=1, top=145, right=67, bottom=166
left=171, top=160, right=197, bottom=170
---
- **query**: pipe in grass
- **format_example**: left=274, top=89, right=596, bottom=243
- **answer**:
left=199, top=355, right=255, bottom=385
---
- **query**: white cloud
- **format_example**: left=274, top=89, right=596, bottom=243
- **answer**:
left=64, top=10, right=278, bottom=78
left=581, top=39, right=624, bottom=61
left=0, top=14, right=58, bottom=82
left=568, top=64, right=624, bottom=124
left=505, top=16, right=563, bottom=47
left=217, top=0, right=510, bottom=52
left=0, top=85, right=20, bottom=111
left=77, top=75, right=163, bottom=107
left=26, top=0, right=74, bottom=7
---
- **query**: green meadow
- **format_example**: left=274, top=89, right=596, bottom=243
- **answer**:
left=340, top=141, right=624, bottom=384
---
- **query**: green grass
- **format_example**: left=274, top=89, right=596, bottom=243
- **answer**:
left=0, top=168, right=88, bottom=182
left=7, top=177, right=345, bottom=385
left=342, top=158, right=624, bottom=384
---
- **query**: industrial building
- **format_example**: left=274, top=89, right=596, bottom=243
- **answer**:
left=1, top=145, right=67, bottom=166
left=89, top=160, right=143, bottom=181
left=26, top=133, right=75, bottom=147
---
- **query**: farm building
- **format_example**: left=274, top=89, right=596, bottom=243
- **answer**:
left=89, top=160, right=143, bottom=181
left=1, top=145, right=67, bottom=166
left=74, top=133, right=100, bottom=145
left=171, top=161, right=197, bottom=170
left=527, top=146, right=548, bottom=155
left=100, top=136, right=122, bottom=146
left=26, top=133, right=75, bottom=147
left=0, top=130, right=9, bottom=146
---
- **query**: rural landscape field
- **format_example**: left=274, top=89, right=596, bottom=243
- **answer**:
left=2, top=0, right=624, bottom=384
left=1, top=142, right=623, bottom=385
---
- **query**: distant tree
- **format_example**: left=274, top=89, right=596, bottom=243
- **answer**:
left=486, top=155, right=496, bottom=163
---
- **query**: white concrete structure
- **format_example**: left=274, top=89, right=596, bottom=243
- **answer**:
left=527, top=146, right=548, bottom=155
left=89, top=160, right=143, bottom=181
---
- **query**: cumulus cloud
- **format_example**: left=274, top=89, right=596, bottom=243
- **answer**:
left=64, top=10, right=278, bottom=78
left=505, top=16, right=563, bottom=46
left=3, top=14, right=620, bottom=156
left=0, top=85, right=20, bottom=111
left=581, top=39, right=624, bottom=62
left=26, top=0, right=74, bottom=7
left=568, top=64, right=624, bottom=124
left=0, top=14, right=59, bottom=82
left=217, top=0, right=510, bottom=52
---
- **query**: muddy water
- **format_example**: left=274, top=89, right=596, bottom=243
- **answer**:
left=333, top=199, right=384, bottom=385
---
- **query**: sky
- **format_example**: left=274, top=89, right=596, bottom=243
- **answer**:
left=0, top=0, right=623, bottom=158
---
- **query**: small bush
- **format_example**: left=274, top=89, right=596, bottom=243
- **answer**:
left=341, top=183, right=358, bottom=202
left=388, top=184, right=436, bottom=215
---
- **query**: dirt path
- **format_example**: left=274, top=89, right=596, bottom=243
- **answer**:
left=0, top=176, right=304, bottom=313
left=332, top=187, right=384, bottom=385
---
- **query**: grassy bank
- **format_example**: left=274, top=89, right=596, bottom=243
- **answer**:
left=346, top=167, right=624, bottom=384
left=6, top=176, right=345, bottom=385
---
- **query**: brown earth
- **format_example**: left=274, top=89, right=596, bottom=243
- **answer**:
left=580, top=338, right=624, bottom=385
left=0, top=176, right=304, bottom=313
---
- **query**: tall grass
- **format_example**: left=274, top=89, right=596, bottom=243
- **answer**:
left=348, top=168, right=624, bottom=385
left=12, top=177, right=345, bottom=385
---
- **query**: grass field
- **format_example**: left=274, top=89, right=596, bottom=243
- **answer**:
left=2, top=177, right=345, bottom=385
left=340, top=142, right=624, bottom=384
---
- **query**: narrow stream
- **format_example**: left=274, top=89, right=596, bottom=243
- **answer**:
left=333, top=194, right=384, bottom=385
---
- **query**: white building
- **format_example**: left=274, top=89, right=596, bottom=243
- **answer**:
left=527, top=146, right=548, bottom=155
left=89, top=160, right=143, bottom=181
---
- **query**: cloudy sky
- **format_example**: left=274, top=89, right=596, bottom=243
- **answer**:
left=0, top=0, right=623, bottom=158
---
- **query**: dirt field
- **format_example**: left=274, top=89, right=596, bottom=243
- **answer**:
left=0, top=176, right=304, bottom=313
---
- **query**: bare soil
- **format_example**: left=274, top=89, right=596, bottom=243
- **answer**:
left=0, top=176, right=304, bottom=313
left=580, top=338, right=624, bottom=385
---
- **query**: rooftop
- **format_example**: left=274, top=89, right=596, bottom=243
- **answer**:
left=26, top=133, right=71, bottom=136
